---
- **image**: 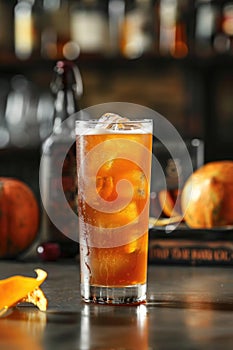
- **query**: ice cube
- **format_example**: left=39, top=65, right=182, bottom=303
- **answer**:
left=97, top=112, right=142, bottom=130
left=94, top=201, right=139, bottom=229
left=98, top=112, right=128, bottom=124
left=96, top=176, right=115, bottom=201
left=120, top=169, right=147, bottom=199
left=96, top=112, right=129, bottom=130
left=115, top=201, right=139, bottom=226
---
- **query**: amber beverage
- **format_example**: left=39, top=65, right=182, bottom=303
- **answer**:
left=76, top=116, right=153, bottom=304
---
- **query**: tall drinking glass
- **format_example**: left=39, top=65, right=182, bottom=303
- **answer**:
left=76, top=116, right=153, bottom=304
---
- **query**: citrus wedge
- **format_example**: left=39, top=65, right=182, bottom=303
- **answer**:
left=0, top=269, right=47, bottom=314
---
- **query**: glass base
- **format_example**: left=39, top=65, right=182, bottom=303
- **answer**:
left=81, top=283, right=147, bottom=305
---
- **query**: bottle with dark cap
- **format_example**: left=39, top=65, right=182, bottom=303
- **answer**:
left=39, top=60, right=83, bottom=261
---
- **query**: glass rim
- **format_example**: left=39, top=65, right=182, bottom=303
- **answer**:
left=75, top=118, right=153, bottom=124
left=75, top=119, right=153, bottom=135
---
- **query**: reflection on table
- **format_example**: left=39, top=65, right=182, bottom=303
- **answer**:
left=0, top=261, right=232, bottom=350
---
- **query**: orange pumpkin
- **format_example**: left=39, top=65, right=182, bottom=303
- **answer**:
left=181, top=161, right=233, bottom=228
left=0, top=178, right=39, bottom=258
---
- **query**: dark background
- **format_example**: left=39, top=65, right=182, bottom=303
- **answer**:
left=0, top=0, right=233, bottom=199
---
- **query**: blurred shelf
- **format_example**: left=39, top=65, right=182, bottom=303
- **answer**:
left=1, top=52, right=233, bottom=72
left=0, top=51, right=232, bottom=163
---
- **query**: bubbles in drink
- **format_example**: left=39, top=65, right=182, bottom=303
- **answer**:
left=89, top=231, right=148, bottom=286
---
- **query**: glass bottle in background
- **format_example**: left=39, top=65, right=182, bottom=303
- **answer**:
left=40, top=0, right=59, bottom=59
left=39, top=60, right=83, bottom=260
left=42, top=0, right=71, bottom=59
left=158, top=0, right=189, bottom=58
left=108, top=0, right=126, bottom=55
left=158, top=0, right=177, bottom=56
left=70, top=0, right=108, bottom=55
left=214, top=2, right=233, bottom=54
left=172, top=0, right=189, bottom=58
left=194, top=0, right=219, bottom=57
left=14, top=0, right=40, bottom=60
left=120, top=0, right=153, bottom=59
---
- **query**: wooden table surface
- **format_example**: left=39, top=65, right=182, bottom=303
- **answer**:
left=0, top=260, right=232, bottom=350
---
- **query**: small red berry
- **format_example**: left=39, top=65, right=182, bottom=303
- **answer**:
left=37, top=242, right=61, bottom=261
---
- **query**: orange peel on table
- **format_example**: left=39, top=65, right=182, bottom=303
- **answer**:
left=149, top=216, right=183, bottom=227
left=0, top=269, right=47, bottom=316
